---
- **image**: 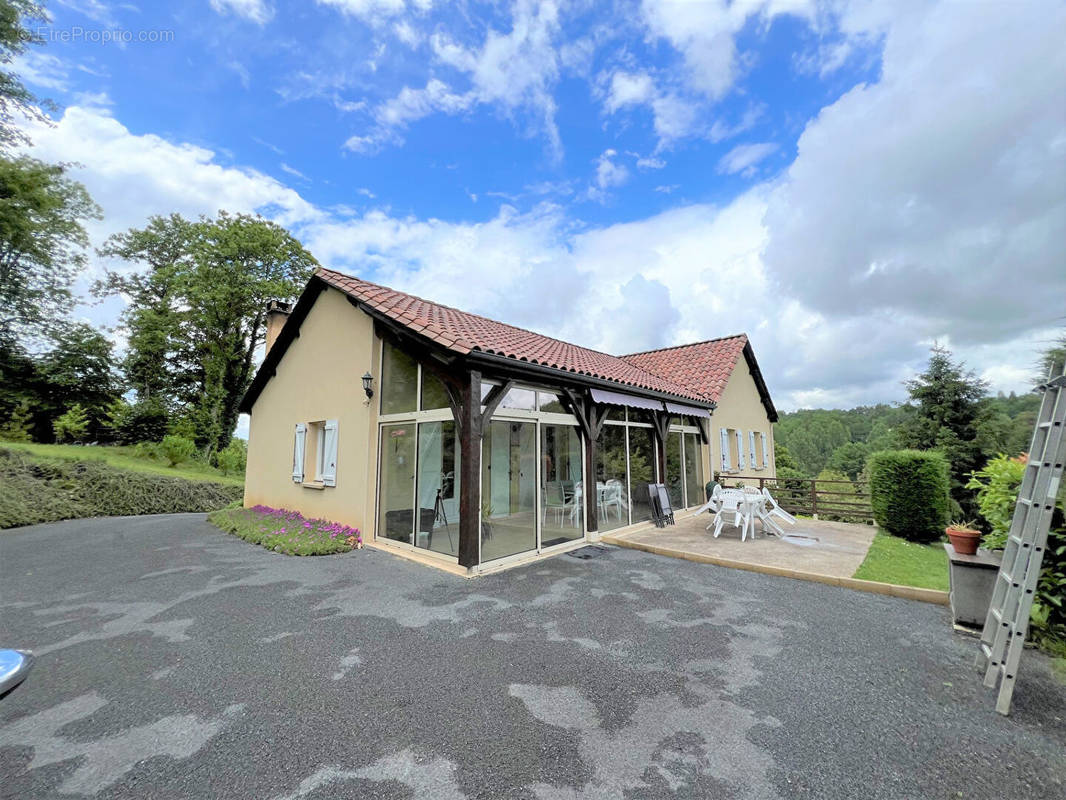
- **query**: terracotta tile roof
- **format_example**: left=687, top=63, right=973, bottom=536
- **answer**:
left=315, top=267, right=710, bottom=403
left=621, top=336, right=749, bottom=404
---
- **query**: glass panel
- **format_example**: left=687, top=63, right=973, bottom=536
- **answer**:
left=540, top=424, right=584, bottom=548
left=480, top=382, right=496, bottom=406
left=481, top=420, right=537, bottom=562
left=595, top=425, right=629, bottom=532
left=628, top=427, right=656, bottom=526
left=420, top=370, right=450, bottom=411
left=666, top=431, right=683, bottom=510
left=537, top=391, right=566, bottom=413
left=602, top=406, right=625, bottom=421
left=499, top=387, right=536, bottom=410
left=415, top=421, right=459, bottom=557
left=381, top=341, right=417, bottom=415
left=684, top=432, right=702, bottom=508
left=379, top=423, right=416, bottom=544
left=628, top=409, right=657, bottom=426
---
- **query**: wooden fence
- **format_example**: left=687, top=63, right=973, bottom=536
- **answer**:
left=717, top=475, right=874, bottom=524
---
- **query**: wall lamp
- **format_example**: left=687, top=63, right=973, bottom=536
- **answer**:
left=361, top=372, right=375, bottom=400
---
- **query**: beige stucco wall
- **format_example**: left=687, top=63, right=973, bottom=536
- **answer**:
left=708, top=353, right=777, bottom=481
left=244, top=287, right=381, bottom=536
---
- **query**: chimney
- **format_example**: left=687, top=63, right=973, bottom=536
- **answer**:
left=264, top=300, right=292, bottom=355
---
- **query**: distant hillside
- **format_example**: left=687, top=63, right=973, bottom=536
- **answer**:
left=775, top=394, right=1040, bottom=478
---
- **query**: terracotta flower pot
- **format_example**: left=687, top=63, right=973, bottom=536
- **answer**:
left=946, top=527, right=981, bottom=555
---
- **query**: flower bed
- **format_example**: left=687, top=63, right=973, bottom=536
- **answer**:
left=208, top=505, right=362, bottom=556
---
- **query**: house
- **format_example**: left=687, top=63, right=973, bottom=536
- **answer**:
left=240, top=267, right=778, bottom=574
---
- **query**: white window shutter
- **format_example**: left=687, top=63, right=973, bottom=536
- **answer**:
left=720, top=428, right=730, bottom=471
left=762, top=433, right=770, bottom=470
left=321, top=420, right=338, bottom=487
left=736, top=429, right=745, bottom=471
left=292, top=424, right=306, bottom=483
left=749, top=431, right=758, bottom=469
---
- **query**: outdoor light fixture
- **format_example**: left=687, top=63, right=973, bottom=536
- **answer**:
left=361, top=372, right=374, bottom=400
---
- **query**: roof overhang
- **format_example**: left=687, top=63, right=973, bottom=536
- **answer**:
left=741, top=341, right=778, bottom=423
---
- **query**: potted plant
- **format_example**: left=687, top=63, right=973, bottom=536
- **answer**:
left=946, top=520, right=981, bottom=555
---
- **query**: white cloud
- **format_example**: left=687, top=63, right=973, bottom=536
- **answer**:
left=19, top=106, right=320, bottom=267
left=636, top=156, right=665, bottom=169
left=763, top=0, right=1066, bottom=350
left=345, top=78, right=473, bottom=152
left=428, top=0, right=563, bottom=157
left=595, top=149, right=629, bottom=189
left=717, top=141, right=778, bottom=175
left=640, top=0, right=813, bottom=100
left=210, top=0, right=274, bottom=25
left=14, top=51, right=72, bottom=92
left=605, top=71, right=655, bottom=112
left=316, top=0, right=406, bottom=24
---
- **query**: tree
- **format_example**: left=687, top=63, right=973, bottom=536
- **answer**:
left=97, top=212, right=318, bottom=455
left=0, top=0, right=50, bottom=149
left=896, top=345, right=988, bottom=514
left=53, top=402, right=88, bottom=443
left=827, top=441, right=870, bottom=481
left=36, top=322, right=120, bottom=439
left=0, top=156, right=101, bottom=339
left=95, top=214, right=197, bottom=405
left=0, top=396, right=30, bottom=439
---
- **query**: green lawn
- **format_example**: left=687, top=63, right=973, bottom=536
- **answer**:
left=852, top=531, right=949, bottom=592
left=0, top=441, right=243, bottom=487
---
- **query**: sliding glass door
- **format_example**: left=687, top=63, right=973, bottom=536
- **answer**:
left=540, top=423, right=584, bottom=548
left=481, top=420, right=537, bottom=562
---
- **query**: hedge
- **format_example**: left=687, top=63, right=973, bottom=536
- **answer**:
left=0, top=447, right=243, bottom=529
left=867, top=449, right=950, bottom=543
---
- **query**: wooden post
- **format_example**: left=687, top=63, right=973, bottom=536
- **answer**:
left=810, top=479, right=818, bottom=518
left=457, top=370, right=482, bottom=569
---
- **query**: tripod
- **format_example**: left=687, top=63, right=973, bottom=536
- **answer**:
left=432, top=486, right=454, bottom=551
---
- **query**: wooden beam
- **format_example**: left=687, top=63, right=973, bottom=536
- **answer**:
left=481, top=379, right=515, bottom=422
left=457, top=369, right=483, bottom=569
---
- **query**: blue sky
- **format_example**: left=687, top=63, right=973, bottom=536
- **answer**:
left=15, top=0, right=1066, bottom=413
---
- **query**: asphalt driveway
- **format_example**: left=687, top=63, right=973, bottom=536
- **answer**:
left=1, top=514, right=1064, bottom=799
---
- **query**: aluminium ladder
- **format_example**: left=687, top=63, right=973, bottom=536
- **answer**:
left=976, top=361, right=1066, bottom=715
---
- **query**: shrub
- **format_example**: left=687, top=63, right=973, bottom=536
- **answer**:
left=0, top=447, right=241, bottom=529
left=867, top=449, right=950, bottom=542
left=967, top=452, right=1066, bottom=645
left=215, top=439, right=247, bottom=476
left=966, top=453, right=1027, bottom=549
left=53, top=404, right=90, bottom=443
left=159, top=434, right=196, bottom=467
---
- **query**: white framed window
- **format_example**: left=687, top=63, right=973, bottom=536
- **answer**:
left=295, top=419, right=338, bottom=487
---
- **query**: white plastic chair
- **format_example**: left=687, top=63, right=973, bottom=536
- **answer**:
left=759, top=488, right=797, bottom=534
left=711, top=488, right=745, bottom=538
left=603, top=479, right=626, bottom=522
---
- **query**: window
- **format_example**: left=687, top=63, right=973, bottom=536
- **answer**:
left=381, top=341, right=418, bottom=415
left=595, top=425, right=629, bottom=533
left=293, top=420, right=338, bottom=486
left=420, top=370, right=451, bottom=411
left=684, top=432, right=703, bottom=506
